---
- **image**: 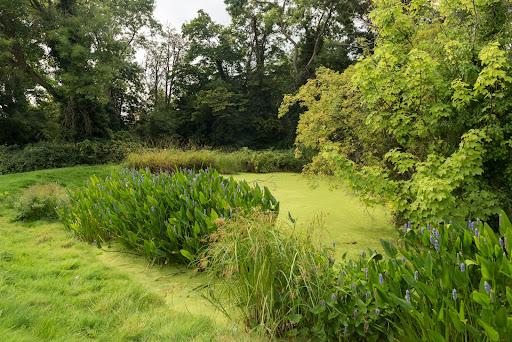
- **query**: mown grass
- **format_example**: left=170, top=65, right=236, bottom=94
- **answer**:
left=0, top=214, right=235, bottom=341
left=0, top=164, right=120, bottom=195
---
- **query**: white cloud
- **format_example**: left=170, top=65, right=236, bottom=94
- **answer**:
left=154, top=0, right=231, bottom=29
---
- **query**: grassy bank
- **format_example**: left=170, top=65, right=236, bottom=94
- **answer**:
left=0, top=213, right=246, bottom=341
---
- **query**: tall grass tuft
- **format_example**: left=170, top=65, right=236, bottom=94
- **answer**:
left=203, top=213, right=335, bottom=338
left=14, top=183, right=68, bottom=221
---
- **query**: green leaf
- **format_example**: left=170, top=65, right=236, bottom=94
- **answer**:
left=380, top=239, right=397, bottom=258
left=288, top=313, right=302, bottom=324
left=180, top=249, right=195, bottom=262
left=472, top=291, right=490, bottom=307
left=459, top=300, right=465, bottom=322
left=507, top=287, right=512, bottom=307
left=477, top=319, right=499, bottom=342
left=210, top=208, right=219, bottom=221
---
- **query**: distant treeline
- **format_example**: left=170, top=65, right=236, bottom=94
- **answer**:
left=0, top=0, right=372, bottom=148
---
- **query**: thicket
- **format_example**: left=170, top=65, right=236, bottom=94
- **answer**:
left=281, top=0, right=512, bottom=224
left=125, top=149, right=304, bottom=174
left=206, top=212, right=512, bottom=341
left=0, top=139, right=139, bottom=174
left=60, top=169, right=279, bottom=263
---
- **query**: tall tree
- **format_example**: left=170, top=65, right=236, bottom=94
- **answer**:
left=253, top=0, right=373, bottom=85
left=0, top=0, right=155, bottom=140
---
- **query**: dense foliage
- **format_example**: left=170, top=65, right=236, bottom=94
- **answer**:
left=125, top=148, right=304, bottom=174
left=284, top=0, right=512, bottom=223
left=61, top=169, right=279, bottom=263
left=208, top=211, right=512, bottom=341
left=0, top=0, right=154, bottom=141
left=1, top=0, right=370, bottom=149
left=0, top=138, right=138, bottom=174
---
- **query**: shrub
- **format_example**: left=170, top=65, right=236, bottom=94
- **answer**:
left=60, top=169, right=279, bottom=263
left=14, top=183, right=67, bottom=221
left=0, top=138, right=141, bottom=175
left=203, top=213, right=335, bottom=338
left=125, top=148, right=304, bottom=174
left=329, top=213, right=512, bottom=341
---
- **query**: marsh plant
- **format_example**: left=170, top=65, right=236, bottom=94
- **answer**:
left=330, top=212, right=512, bottom=341
left=206, top=211, right=512, bottom=341
left=61, top=168, right=278, bottom=263
left=203, top=213, right=335, bottom=338
left=125, top=148, right=304, bottom=174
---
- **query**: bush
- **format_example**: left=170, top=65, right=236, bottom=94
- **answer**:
left=204, top=213, right=335, bottom=338
left=329, top=213, right=512, bottom=341
left=125, top=148, right=305, bottom=174
left=205, top=211, right=512, bottom=341
left=60, top=169, right=279, bottom=263
left=14, top=183, right=67, bottom=221
left=0, top=138, right=141, bottom=175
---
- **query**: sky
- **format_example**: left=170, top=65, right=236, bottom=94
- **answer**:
left=153, top=0, right=231, bottom=29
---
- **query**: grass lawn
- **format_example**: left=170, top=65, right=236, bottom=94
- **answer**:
left=0, top=214, right=244, bottom=341
left=0, top=165, right=397, bottom=340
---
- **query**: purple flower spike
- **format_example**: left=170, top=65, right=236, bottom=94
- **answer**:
left=460, top=263, right=465, bottom=272
left=433, top=228, right=440, bottom=239
left=452, top=289, right=457, bottom=301
left=414, top=271, right=419, bottom=281
left=468, top=220, right=475, bottom=231
left=499, top=237, right=504, bottom=249
left=475, top=228, right=480, bottom=238
left=484, top=281, right=491, bottom=295
left=379, top=273, right=384, bottom=285
left=433, top=239, right=440, bottom=252
left=405, top=289, right=411, bottom=303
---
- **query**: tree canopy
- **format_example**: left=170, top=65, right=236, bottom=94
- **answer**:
left=1, top=0, right=370, bottom=147
left=286, top=0, right=512, bottom=222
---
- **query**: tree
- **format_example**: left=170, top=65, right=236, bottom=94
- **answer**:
left=0, top=0, right=155, bottom=141
left=288, top=0, right=512, bottom=223
left=254, top=0, right=373, bottom=85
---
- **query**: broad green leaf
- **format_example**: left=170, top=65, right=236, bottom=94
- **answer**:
left=477, top=319, right=499, bottom=342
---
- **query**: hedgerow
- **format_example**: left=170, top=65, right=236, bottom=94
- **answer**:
left=0, top=139, right=140, bottom=175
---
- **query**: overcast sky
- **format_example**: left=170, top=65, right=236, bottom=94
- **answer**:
left=154, top=0, right=230, bottom=29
